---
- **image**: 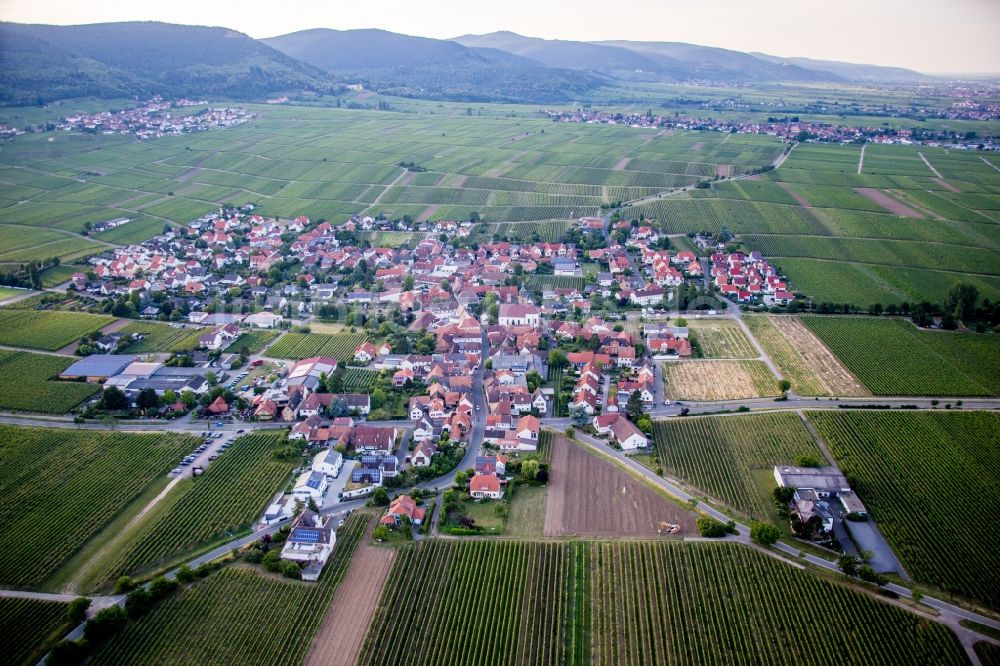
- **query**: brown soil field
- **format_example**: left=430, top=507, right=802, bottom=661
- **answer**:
left=415, top=204, right=440, bottom=223
left=543, top=434, right=696, bottom=538
left=854, top=188, right=923, bottom=218
left=613, top=157, right=630, bottom=171
left=934, top=178, right=960, bottom=193
left=715, top=164, right=732, bottom=177
left=692, top=141, right=705, bottom=150
left=306, top=536, right=395, bottom=666
left=769, top=316, right=870, bottom=396
left=662, top=360, right=779, bottom=401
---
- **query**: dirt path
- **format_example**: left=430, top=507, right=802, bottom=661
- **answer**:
left=980, top=156, right=1000, bottom=174
left=796, top=411, right=836, bottom=465
left=63, top=475, right=181, bottom=593
left=305, top=532, right=395, bottom=666
left=854, top=188, right=923, bottom=218
left=857, top=143, right=866, bottom=174
left=918, top=152, right=943, bottom=178
left=614, top=157, right=631, bottom=171
left=934, top=178, right=960, bottom=193
left=56, top=318, right=129, bottom=356
left=0, top=289, right=39, bottom=307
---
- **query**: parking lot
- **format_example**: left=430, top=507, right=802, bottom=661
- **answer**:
left=167, top=428, right=247, bottom=479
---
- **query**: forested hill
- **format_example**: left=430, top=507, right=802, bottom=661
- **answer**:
left=262, top=28, right=605, bottom=104
left=0, top=21, right=342, bottom=105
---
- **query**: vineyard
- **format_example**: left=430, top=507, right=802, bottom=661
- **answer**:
left=536, top=428, right=554, bottom=463
left=90, top=514, right=369, bottom=665
left=0, top=309, right=113, bottom=350
left=266, top=331, right=368, bottom=361
left=0, top=350, right=101, bottom=413
left=802, top=315, right=1000, bottom=396
left=0, top=597, right=69, bottom=666
left=117, top=321, right=208, bottom=353
left=224, top=329, right=280, bottom=355
left=686, top=319, right=757, bottom=358
left=96, top=430, right=296, bottom=587
left=341, top=367, right=381, bottom=391
left=590, top=541, right=967, bottom=665
left=743, top=315, right=869, bottom=396
left=522, top=274, right=587, bottom=292
left=0, top=425, right=195, bottom=588
left=650, top=413, right=822, bottom=520
left=662, top=360, right=779, bottom=401
left=808, top=410, right=1000, bottom=609
left=358, top=540, right=574, bottom=666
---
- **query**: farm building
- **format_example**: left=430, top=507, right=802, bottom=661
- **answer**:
left=312, top=448, right=344, bottom=477
left=292, top=470, right=328, bottom=507
left=59, top=354, right=138, bottom=382
left=773, top=465, right=868, bottom=517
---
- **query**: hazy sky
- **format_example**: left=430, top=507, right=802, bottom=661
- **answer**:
left=1, top=0, right=998, bottom=74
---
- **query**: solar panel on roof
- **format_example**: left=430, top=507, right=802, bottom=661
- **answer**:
left=291, top=528, right=321, bottom=543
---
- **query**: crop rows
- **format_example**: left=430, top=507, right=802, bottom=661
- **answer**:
left=809, top=411, right=1000, bottom=609
left=341, top=368, right=381, bottom=391
left=0, top=350, right=101, bottom=413
left=802, top=315, right=1000, bottom=396
left=224, top=329, right=280, bottom=355
left=118, top=321, right=208, bottom=353
left=650, top=413, right=821, bottom=519
left=266, top=331, right=368, bottom=361
left=688, top=322, right=757, bottom=358
left=98, top=431, right=295, bottom=586
left=662, top=360, right=779, bottom=401
left=0, top=597, right=69, bottom=666
left=0, top=425, right=195, bottom=587
left=591, top=541, right=966, bottom=665
left=359, top=540, right=571, bottom=666
left=523, top=275, right=586, bottom=292
left=0, top=309, right=113, bottom=350
left=91, top=514, right=369, bottom=665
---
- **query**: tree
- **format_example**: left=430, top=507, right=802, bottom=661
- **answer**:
left=114, top=575, right=136, bottom=594
left=569, top=405, right=590, bottom=427
left=371, top=486, right=390, bottom=506
left=48, top=640, right=87, bottom=666
left=281, top=560, right=301, bottom=579
left=547, top=348, right=568, bottom=370
left=521, top=459, right=540, bottom=481
left=66, top=597, right=91, bottom=625
left=262, top=550, right=281, bottom=572
left=125, top=587, right=154, bottom=620
left=838, top=554, right=860, bottom=577
left=373, top=524, right=391, bottom=540
left=101, top=386, right=129, bottom=411
left=307, top=496, right=319, bottom=512
left=945, top=283, right=979, bottom=322
left=136, top=388, right=159, bottom=412
left=84, top=605, right=127, bottom=644
left=625, top=390, right=644, bottom=421
left=696, top=516, right=729, bottom=538
left=750, top=521, right=781, bottom=546
left=403, top=274, right=414, bottom=291
left=778, top=379, right=791, bottom=394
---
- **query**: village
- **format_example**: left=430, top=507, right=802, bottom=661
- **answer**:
left=57, top=97, right=255, bottom=138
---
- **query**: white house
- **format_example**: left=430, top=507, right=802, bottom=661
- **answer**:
left=292, top=470, right=328, bottom=507
left=280, top=510, right=336, bottom=582
left=610, top=415, right=649, bottom=452
left=312, top=448, right=344, bottom=478
left=498, top=303, right=541, bottom=327
left=242, top=312, right=284, bottom=329
left=470, top=473, right=504, bottom=500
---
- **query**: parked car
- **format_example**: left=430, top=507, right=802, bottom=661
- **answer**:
left=209, top=454, right=218, bottom=461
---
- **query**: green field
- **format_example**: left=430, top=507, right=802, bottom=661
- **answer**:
left=0, top=350, right=101, bottom=413
left=359, top=539, right=966, bottom=665
left=0, top=425, right=195, bottom=588
left=90, top=514, right=368, bottom=665
left=589, top=541, right=965, bottom=666
left=0, top=309, right=113, bottom=350
left=360, top=540, right=572, bottom=665
left=0, top=597, right=70, bottom=666
left=92, top=431, right=295, bottom=589
left=650, top=413, right=822, bottom=520
left=117, top=321, right=208, bottom=353
left=340, top=367, right=381, bottom=391
left=224, top=329, right=280, bottom=355
left=0, top=105, right=783, bottom=267
left=802, top=315, right=1000, bottom=396
left=633, top=142, right=1000, bottom=306
left=809, top=410, right=1000, bottom=609
left=266, top=330, right=368, bottom=361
